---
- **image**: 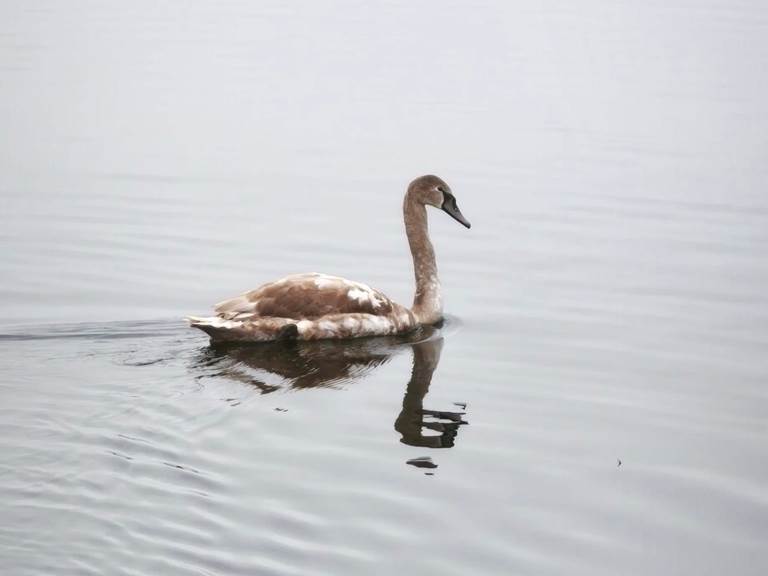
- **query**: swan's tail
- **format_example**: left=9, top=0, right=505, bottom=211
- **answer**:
left=186, top=315, right=298, bottom=343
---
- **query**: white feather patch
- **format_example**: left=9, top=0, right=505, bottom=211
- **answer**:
left=347, top=288, right=370, bottom=304
left=296, top=319, right=313, bottom=336
left=314, top=277, right=336, bottom=289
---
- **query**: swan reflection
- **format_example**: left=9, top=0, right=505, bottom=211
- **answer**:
left=195, top=326, right=467, bottom=450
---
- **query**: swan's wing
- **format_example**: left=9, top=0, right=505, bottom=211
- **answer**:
left=213, top=273, right=397, bottom=320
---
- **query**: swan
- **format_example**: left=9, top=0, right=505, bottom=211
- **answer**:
left=187, top=174, right=470, bottom=342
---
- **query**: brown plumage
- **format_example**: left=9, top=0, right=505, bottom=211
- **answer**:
left=216, top=274, right=395, bottom=319
left=187, top=175, right=470, bottom=342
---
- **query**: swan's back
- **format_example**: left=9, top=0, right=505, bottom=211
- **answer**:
left=216, top=273, right=396, bottom=319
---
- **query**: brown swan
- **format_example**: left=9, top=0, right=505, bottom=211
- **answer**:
left=187, top=175, right=470, bottom=342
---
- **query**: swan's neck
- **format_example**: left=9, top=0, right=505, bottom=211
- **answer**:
left=404, top=196, right=442, bottom=324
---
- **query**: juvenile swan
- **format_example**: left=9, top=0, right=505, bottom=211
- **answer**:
left=187, top=175, right=470, bottom=342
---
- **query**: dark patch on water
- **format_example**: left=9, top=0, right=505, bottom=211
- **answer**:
left=406, top=456, right=438, bottom=469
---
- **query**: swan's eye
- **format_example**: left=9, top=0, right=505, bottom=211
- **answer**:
left=437, top=186, right=445, bottom=193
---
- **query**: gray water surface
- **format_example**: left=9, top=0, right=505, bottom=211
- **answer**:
left=1, top=1, right=767, bottom=575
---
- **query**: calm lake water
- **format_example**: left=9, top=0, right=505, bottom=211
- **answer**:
left=2, top=1, right=767, bottom=575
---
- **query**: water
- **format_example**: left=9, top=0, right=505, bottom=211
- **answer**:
left=1, top=1, right=767, bottom=574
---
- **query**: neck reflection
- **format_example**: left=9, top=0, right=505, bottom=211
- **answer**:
left=194, top=328, right=468, bottom=451
left=395, top=338, right=467, bottom=449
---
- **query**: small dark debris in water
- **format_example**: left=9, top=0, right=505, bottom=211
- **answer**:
left=407, top=456, right=437, bottom=469
left=162, top=461, right=200, bottom=474
left=617, top=458, right=622, bottom=467
left=108, top=450, right=133, bottom=461
left=274, top=407, right=288, bottom=412
left=453, top=402, right=467, bottom=410
left=425, top=472, right=435, bottom=476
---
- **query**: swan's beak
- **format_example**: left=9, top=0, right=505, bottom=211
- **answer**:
left=442, top=194, right=471, bottom=229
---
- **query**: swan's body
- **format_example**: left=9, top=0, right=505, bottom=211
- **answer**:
left=188, top=175, right=470, bottom=343
left=188, top=272, right=417, bottom=342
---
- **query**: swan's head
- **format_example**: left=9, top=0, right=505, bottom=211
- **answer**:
left=408, top=175, right=471, bottom=229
